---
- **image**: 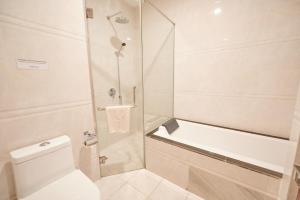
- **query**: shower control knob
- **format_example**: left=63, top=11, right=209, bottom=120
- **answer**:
left=108, top=88, right=116, bottom=98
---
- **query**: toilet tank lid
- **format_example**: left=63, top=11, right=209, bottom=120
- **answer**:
left=10, top=135, right=71, bottom=164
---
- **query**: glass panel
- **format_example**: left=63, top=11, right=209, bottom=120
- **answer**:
left=142, top=1, right=175, bottom=133
left=86, top=0, right=144, bottom=176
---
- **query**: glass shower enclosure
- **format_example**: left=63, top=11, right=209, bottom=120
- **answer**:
left=85, top=0, right=174, bottom=176
left=142, top=1, right=175, bottom=134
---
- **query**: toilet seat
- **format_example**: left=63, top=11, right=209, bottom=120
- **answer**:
left=20, top=170, right=100, bottom=200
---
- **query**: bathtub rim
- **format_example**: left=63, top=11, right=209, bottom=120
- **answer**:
left=176, top=118, right=289, bottom=140
left=146, top=128, right=283, bottom=179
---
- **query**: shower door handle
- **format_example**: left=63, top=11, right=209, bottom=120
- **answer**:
left=133, top=86, right=136, bottom=106
left=295, top=166, right=300, bottom=186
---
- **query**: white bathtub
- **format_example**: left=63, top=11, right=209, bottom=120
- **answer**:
left=153, top=120, right=295, bottom=175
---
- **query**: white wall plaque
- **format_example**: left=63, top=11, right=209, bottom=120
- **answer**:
left=17, top=59, right=48, bottom=70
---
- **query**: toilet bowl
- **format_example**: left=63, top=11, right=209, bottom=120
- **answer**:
left=10, top=135, right=100, bottom=200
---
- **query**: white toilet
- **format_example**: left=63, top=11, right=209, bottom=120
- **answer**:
left=10, top=135, right=100, bottom=200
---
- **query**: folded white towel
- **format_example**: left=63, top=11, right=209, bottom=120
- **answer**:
left=105, top=105, right=132, bottom=134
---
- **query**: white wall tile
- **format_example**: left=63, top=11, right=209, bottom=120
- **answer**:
left=149, top=0, right=300, bottom=138
left=0, top=0, right=86, bottom=36
left=0, top=22, right=91, bottom=111
left=0, top=0, right=95, bottom=199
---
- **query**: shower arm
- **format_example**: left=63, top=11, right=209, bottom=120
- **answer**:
left=106, top=11, right=122, bottom=20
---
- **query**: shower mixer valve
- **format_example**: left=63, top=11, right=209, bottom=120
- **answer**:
left=108, top=88, right=116, bottom=98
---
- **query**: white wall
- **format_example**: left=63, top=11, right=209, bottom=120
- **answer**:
left=0, top=0, right=94, bottom=199
left=284, top=86, right=300, bottom=199
left=150, top=0, right=300, bottom=138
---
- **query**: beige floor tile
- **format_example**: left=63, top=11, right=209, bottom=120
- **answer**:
left=95, top=174, right=127, bottom=200
left=127, top=169, right=162, bottom=197
left=148, top=179, right=188, bottom=200
left=95, top=169, right=200, bottom=200
left=120, top=169, right=143, bottom=181
left=186, top=192, right=205, bottom=200
left=109, top=184, right=146, bottom=200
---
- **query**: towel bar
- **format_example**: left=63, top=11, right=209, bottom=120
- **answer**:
left=97, top=105, right=136, bottom=111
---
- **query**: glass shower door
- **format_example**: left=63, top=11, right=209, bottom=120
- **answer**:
left=86, top=0, right=144, bottom=176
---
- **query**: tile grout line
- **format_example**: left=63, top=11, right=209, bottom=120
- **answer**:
left=131, top=169, right=191, bottom=200
left=147, top=174, right=191, bottom=200
left=100, top=169, right=199, bottom=200
left=118, top=170, right=149, bottom=199
left=125, top=183, right=149, bottom=199
left=100, top=173, right=130, bottom=200
left=123, top=175, right=145, bottom=197
left=125, top=169, right=164, bottom=199
left=175, top=36, right=300, bottom=56
left=185, top=194, right=189, bottom=200
left=145, top=178, right=164, bottom=200
left=106, top=182, right=126, bottom=200
left=0, top=13, right=86, bottom=41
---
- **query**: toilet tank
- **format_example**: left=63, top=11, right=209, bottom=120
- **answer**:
left=10, top=135, right=75, bottom=198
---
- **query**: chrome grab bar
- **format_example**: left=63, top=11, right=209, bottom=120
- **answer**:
left=97, top=107, right=106, bottom=111
left=133, top=86, right=136, bottom=106
left=97, top=105, right=136, bottom=111
left=97, top=86, right=137, bottom=112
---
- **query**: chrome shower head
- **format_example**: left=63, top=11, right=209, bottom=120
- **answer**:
left=118, top=42, right=127, bottom=52
left=107, top=11, right=130, bottom=24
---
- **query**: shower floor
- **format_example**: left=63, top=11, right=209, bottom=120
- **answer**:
left=99, top=132, right=144, bottom=176
left=95, top=169, right=204, bottom=200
